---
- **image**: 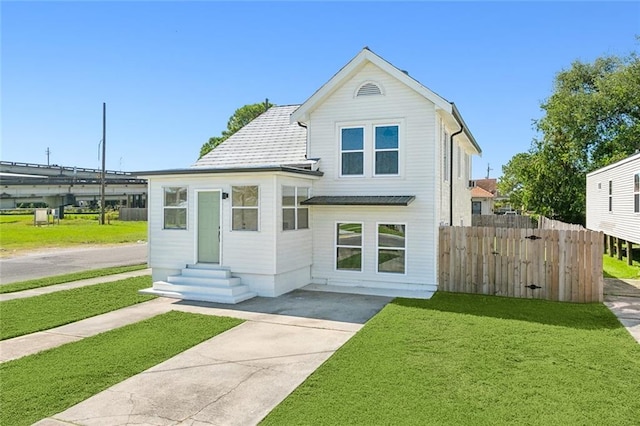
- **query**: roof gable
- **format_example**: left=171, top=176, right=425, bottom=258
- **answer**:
left=291, top=48, right=452, bottom=123
left=290, top=48, right=480, bottom=155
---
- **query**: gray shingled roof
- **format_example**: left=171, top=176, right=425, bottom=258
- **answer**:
left=193, top=105, right=311, bottom=169
left=301, top=196, right=416, bottom=206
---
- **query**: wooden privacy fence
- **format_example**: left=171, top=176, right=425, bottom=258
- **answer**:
left=439, top=226, right=603, bottom=303
left=538, top=216, right=585, bottom=231
left=119, top=208, right=148, bottom=221
left=471, top=214, right=537, bottom=229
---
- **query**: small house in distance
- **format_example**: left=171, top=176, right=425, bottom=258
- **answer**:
left=137, top=48, right=482, bottom=303
left=586, top=152, right=640, bottom=263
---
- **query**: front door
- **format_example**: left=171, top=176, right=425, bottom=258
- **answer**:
left=198, top=191, right=220, bottom=263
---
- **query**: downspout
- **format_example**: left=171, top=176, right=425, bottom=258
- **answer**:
left=449, top=124, right=464, bottom=226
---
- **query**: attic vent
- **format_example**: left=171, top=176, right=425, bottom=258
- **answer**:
left=356, top=82, right=383, bottom=97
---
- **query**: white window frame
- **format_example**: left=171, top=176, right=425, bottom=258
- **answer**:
left=282, top=186, right=310, bottom=231
left=163, top=186, right=187, bottom=230
left=339, top=126, right=365, bottom=177
left=634, top=173, right=640, bottom=214
left=376, top=223, right=407, bottom=275
left=608, top=180, right=613, bottom=213
left=373, top=124, right=400, bottom=177
left=457, top=145, right=462, bottom=179
left=335, top=221, right=363, bottom=272
left=231, top=185, right=259, bottom=231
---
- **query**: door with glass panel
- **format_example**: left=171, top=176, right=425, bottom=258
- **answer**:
left=197, top=191, right=220, bottom=263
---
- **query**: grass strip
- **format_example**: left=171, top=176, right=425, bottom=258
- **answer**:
left=1, top=276, right=154, bottom=340
left=263, top=292, right=640, bottom=425
left=603, top=254, right=640, bottom=279
left=0, top=263, right=148, bottom=294
left=1, top=311, right=243, bottom=426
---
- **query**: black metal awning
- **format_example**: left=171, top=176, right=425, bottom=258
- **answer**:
left=300, top=195, right=415, bottom=206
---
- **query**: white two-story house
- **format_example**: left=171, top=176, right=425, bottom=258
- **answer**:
left=138, top=48, right=481, bottom=303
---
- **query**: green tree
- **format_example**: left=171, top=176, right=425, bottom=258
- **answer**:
left=499, top=48, right=640, bottom=224
left=199, top=101, right=274, bottom=158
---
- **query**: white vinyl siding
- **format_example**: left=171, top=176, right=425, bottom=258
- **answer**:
left=586, top=153, right=640, bottom=244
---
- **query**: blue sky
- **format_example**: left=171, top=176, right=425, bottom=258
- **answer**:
left=2, top=2, right=638, bottom=178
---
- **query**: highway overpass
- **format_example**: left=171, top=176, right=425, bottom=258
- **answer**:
left=0, top=161, right=147, bottom=209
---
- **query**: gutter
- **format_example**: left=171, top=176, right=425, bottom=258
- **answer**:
left=449, top=123, right=464, bottom=226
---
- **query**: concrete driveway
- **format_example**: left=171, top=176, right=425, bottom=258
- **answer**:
left=0, top=243, right=148, bottom=284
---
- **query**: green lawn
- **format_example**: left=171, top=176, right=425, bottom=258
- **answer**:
left=0, top=214, right=147, bottom=254
left=262, top=292, right=640, bottom=425
left=0, top=264, right=147, bottom=294
left=603, top=254, right=640, bottom=279
left=1, top=311, right=243, bottom=426
left=1, top=276, right=154, bottom=340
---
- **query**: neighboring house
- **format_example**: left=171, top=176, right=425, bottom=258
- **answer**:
left=471, top=186, right=494, bottom=215
left=138, top=48, right=482, bottom=303
left=586, top=152, right=640, bottom=245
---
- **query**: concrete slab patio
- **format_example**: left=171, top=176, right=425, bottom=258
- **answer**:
left=29, top=290, right=391, bottom=426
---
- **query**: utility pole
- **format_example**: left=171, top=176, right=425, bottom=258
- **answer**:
left=100, top=103, right=106, bottom=225
left=486, top=163, right=493, bottom=179
left=45, top=147, right=51, bottom=166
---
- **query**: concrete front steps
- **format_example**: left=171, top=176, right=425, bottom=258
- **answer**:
left=140, top=264, right=256, bottom=304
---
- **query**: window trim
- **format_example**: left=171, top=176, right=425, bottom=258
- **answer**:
left=373, top=124, right=400, bottom=177
left=335, top=221, right=364, bottom=273
left=282, top=186, right=310, bottom=231
left=162, top=186, right=188, bottom=230
left=339, top=126, right=365, bottom=177
left=231, top=185, right=260, bottom=231
left=634, top=173, right=640, bottom=214
left=443, top=128, right=450, bottom=182
left=608, top=180, right=613, bottom=213
left=376, top=222, right=407, bottom=275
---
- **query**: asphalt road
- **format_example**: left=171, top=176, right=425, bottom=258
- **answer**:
left=0, top=243, right=148, bottom=284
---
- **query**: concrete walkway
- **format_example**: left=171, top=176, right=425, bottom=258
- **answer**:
left=1, top=277, right=390, bottom=425
left=604, top=278, right=640, bottom=343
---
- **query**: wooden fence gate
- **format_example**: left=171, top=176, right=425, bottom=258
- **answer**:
left=438, top=226, right=604, bottom=303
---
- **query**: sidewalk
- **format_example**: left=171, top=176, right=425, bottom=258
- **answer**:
left=604, top=278, right=640, bottom=343
left=0, top=268, right=152, bottom=302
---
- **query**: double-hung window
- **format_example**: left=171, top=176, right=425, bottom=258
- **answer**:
left=336, top=223, right=362, bottom=271
left=232, top=186, right=259, bottom=231
left=282, top=186, right=309, bottom=230
left=341, top=127, right=364, bottom=176
left=609, top=180, right=613, bottom=212
left=374, top=125, right=399, bottom=175
left=634, top=173, right=639, bottom=213
left=163, top=187, right=187, bottom=229
left=377, top=224, right=406, bottom=274
left=443, top=130, right=449, bottom=182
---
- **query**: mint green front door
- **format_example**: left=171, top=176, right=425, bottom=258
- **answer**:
left=197, top=192, right=220, bottom=263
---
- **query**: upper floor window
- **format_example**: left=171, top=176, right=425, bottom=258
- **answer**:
left=232, top=186, right=259, bottom=231
left=163, top=187, right=187, bottom=230
left=374, top=125, right=399, bottom=175
left=634, top=173, right=639, bottom=213
left=341, top=127, right=364, bottom=176
left=283, top=186, right=309, bottom=230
